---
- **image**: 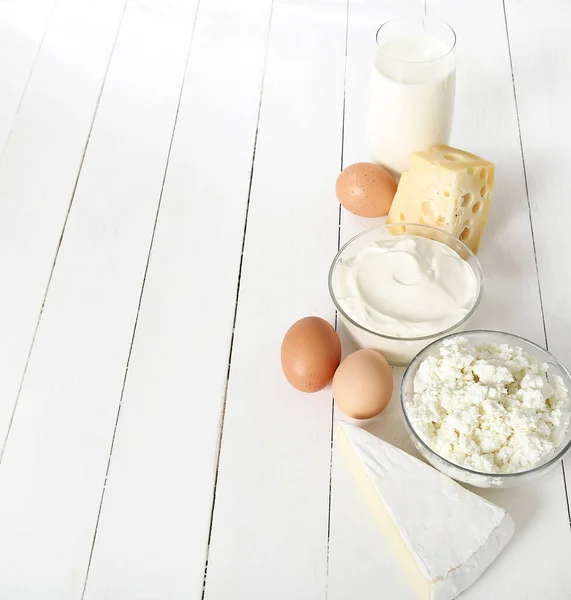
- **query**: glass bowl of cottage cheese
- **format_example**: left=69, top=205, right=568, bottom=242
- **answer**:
left=328, top=223, right=483, bottom=366
left=401, top=331, right=571, bottom=487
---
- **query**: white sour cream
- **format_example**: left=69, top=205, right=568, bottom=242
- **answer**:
left=334, top=235, right=478, bottom=340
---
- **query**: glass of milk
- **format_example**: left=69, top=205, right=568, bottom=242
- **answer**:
left=367, top=17, right=456, bottom=177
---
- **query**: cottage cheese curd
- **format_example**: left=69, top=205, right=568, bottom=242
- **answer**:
left=406, top=337, right=571, bottom=474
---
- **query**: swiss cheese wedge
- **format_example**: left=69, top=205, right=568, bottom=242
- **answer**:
left=387, top=145, right=495, bottom=252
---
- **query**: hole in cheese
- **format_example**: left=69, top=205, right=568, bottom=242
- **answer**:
left=389, top=224, right=407, bottom=235
left=421, top=202, right=434, bottom=218
left=437, top=217, right=446, bottom=225
left=389, top=224, right=404, bottom=236
left=460, top=227, right=471, bottom=241
left=400, top=213, right=406, bottom=221
left=461, top=193, right=473, bottom=207
left=480, top=168, right=487, bottom=179
left=443, top=153, right=462, bottom=161
left=467, top=168, right=475, bottom=175
left=480, top=185, right=487, bottom=196
left=472, top=201, right=483, bottom=214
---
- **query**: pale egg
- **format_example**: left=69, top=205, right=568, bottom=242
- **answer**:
left=332, top=349, right=393, bottom=419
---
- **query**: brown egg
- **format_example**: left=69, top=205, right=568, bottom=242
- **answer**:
left=336, top=162, right=397, bottom=218
left=281, top=317, right=341, bottom=393
left=332, top=349, right=393, bottom=419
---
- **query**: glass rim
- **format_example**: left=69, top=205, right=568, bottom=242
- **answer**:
left=400, top=329, right=571, bottom=479
left=328, top=223, right=483, bottom=342
left=375, top=16, right=457, bottom=65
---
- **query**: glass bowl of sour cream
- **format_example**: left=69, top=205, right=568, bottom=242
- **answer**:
left=328, top=223, right=483, bottom=366
left=401, top=330, right=571, bottom=487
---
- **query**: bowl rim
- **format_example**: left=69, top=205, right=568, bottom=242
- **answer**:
left=328, top=223, right=484, bottom=342
left=400, top=329, right=571, bottom=479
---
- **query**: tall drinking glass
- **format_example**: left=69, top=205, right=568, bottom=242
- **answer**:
left=367, top=17, right=456, bottom=177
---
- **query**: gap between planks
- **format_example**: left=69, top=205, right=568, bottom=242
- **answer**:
left=80, top=1, right=205, bottom=596
left=0, top=0, right=129, bottom=466
left=325, top=0, right=350, bottom=597
left=199, top=1, right=275, bottom=597
left=0, top=0, right=57, bottom=163
left=501, top=0, right=570, bottom=530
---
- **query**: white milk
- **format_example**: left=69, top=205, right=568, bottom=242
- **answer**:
left=367, top=37, right=456, bottom=176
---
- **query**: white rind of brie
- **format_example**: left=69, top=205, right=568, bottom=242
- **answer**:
left=336, top=422, right=514, bottom=600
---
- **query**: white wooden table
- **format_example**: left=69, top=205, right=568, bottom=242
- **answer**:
left=0, top=0, right=570, bottom=598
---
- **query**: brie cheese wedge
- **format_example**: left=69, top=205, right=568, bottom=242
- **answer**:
left=337, top=422, right=514, bottom=600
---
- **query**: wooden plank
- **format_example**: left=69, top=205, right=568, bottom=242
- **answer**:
left=0, top=0, right=54, bottom=154
left=504, top=0, right=571, bottom=522
left=502, top=0, right=571, bottom=365
left=202, top=1, right=347, bottom=598
left=329, top=2, right=427, bottom=598
left=0, top=1, right=198, bottom=597
left=0, top=0, right=125, bottom=452
left=328, top=1, right=571, bottom=599
left=451, top=0, right=571, bottom=594
left=81, top=0, right=273, bottom=598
